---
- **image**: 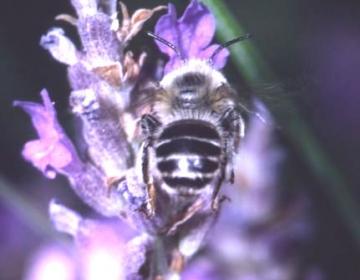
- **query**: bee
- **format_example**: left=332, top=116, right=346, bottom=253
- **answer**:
left=137, top=33, right=250, bottom=223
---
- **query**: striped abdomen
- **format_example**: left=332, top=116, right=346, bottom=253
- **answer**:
left=155, top=120, right=222, bottom=192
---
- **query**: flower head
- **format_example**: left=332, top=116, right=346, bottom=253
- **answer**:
left=154, top=0, right=229, bottom=73
left=14, top=89, right=81, bottom=179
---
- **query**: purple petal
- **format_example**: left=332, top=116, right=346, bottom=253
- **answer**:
left=178, top=0, right=216, bottom=57
left=40, top=28, right=78, bottom=66
left=155, top=0, right=215, bottom=59
left=21, top=140, right=73, bottom=179
left=154, top=4, right=179, bottom=57
left=49, top=200, right=83, bottom=236
left=14, top=90, right=57, bottom=139
left=14, top=89, right=81, bottom=178
left=163, top=56, right=183, bottom=74
left=198, top=44, right=230, bottom=69
left=76, top=222, right=128, bottom=280
left=154, top=0, right=228, bottom=72
left=25, top=244, right=76, bottom=280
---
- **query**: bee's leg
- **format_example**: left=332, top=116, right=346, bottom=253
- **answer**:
left=169, top=249, right=185, bottom=275
left=226, top=107, right=245, bottom=184
left=157, top=250, right=185, bottom=280
left=165, top=213, right=217, bottom=278
left=166, top=198, right=204, bottom=235
left=105, top=173, right=127, bottom=196
left=139, top=114, right=162, bottom=217
left=141, top=141, right=156, bottom=217
left=212, top=108, right=235, bottom=209
left=146, top=182, right=156, bottom=218
left=220, top=107, right=245, bottom=147
left=140, top=113, right=162, bottom=137
left=178, top=211, right=217, bottom=259
left=211, top=156, right=227, bottom=211
left=211, top=150, right=232, bottom=210
left=211, top=107, right=244, bottom=209
left=168, top=203, right=224, bottom=273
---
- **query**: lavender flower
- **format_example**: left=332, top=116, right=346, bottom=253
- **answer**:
left=18, top=0, right=318, bottom=279
left=14, top=89, right=81, bottom=179
left=154, top=0, right=229, bottom=73
left=15, top=1, right=164, bottom=219
left=26, top=203, right=151, bottom=280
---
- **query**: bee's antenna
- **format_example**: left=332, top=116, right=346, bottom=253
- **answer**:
left=210, top=33, right=252, bottom=63
left=147, top=32, right=181, bottom=58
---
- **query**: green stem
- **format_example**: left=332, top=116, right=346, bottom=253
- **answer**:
left=202, top=0, right=360, bottom=247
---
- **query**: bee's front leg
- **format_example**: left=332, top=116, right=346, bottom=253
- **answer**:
left=140, top=141, right=157, bottom=217
left=211, top=153, right=227, bottom=211
left=166, top=198, right=205, bottom=235
left=139, top=114, right=162, bottom=218
left=177, top=209, right=218, bottom=260
left=211, top=107, right=244, bottom=210
left=169, top=249, right=185, bottom=276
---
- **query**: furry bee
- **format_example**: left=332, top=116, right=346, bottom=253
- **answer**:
left=137, top=34, right=249, bottom=220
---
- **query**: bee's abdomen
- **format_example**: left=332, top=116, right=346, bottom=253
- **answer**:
left=155, top=120, right=221, bottom=190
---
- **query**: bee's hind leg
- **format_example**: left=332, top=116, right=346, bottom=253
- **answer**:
left=139, top=114, right=162, bottom=217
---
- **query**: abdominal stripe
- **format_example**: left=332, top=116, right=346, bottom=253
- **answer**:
left=157, top=158, right=219, bottom=173
left=158, top=121, right=219, bottom=140
left=162, top=176, right=212, bottom=189
left=156, top=138, right=221, bottom=157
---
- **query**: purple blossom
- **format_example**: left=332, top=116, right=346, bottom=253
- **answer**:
left=24, top=244, right=76, bottom=280
left=77, top=222, right=127, bottom=280
left=154, top=0, right=229, bottom=73
left=14, top=89, right=81, bottom=179
left=25, top=206, right=150, bottom=280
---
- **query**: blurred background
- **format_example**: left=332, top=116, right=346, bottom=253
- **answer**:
left=1, top=0, right=360, bottom=279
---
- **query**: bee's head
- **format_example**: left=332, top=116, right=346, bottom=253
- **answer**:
left=160, top=59, right=228, bottom=109
left=148, top=32, right=251, bottom=110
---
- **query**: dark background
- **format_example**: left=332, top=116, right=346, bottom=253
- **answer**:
left=1, top=0, right=360, bottom=279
